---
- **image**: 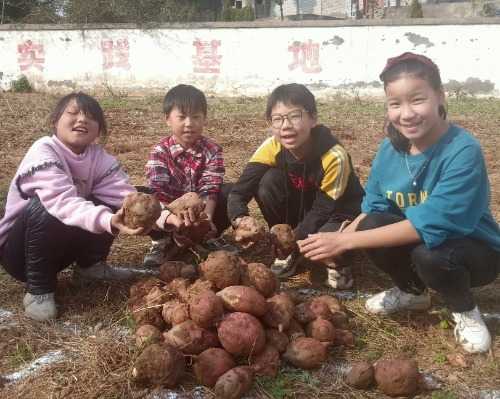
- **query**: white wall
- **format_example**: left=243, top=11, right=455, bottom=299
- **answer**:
left=0, top=21, right=499, bottom=97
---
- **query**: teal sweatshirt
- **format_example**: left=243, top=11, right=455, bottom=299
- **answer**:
left=361, top=124, right=500, bottom=251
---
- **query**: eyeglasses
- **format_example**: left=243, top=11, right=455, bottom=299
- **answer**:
left=269, top=110, right=303, bottom=129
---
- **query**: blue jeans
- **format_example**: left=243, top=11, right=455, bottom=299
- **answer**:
left=358, top=212, right=500, bottom=312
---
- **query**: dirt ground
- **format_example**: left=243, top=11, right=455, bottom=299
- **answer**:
left=0, top=92, right=499, bottom=398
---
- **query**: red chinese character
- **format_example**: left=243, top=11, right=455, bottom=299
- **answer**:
left=17, top=40, right=45, bottom=72
left=288, top=40, right=322, bottom=73
left=101, top=38, right=131, bottom=70
left=193, top=39, right=222, bottom=73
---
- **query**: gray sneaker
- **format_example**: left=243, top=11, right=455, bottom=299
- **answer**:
left=23, top=292, right=57, bottom=321
left=75, top=261, right=136, bottom=281
left=201, top=237, right=240, bottom=254
left=270, top=252, right=303, bottom=279
left=143, top=238, right=168, bottom=267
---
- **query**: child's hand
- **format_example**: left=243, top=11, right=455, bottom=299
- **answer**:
left=178, top=206, right=198, bottom=227
left=111, top=209, right=149, bottom=235
left=297, top=232, right=351, bottom=261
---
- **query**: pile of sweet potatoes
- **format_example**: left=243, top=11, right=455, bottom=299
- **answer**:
left=128, top=249, right=357, bottom=398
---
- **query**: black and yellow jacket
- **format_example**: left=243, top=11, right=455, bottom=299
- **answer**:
left=228, top=125, right=365, bottom=240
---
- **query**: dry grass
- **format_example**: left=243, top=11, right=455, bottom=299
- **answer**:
left=0, top=92, right=499, bottom=398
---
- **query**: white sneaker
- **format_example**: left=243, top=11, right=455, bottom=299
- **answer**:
left=325, top=266, right=354, bottom=290
left=270, top=252, right=302, bottom=279
left=23, top=292, right=57, bottom=321
left=452, top=306, right=491, bottom=353
left=75, top=261, right=136, bottom=281
left=365, top=286, right=431, bottom=315
left=143, top=238, right=168, bottom=267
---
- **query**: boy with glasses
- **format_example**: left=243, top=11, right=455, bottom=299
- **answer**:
left=228, top=84, right=364, bottom=289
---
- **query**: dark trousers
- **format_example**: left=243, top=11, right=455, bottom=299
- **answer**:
left=0, top=196, right=115, bottom=295
left=358, top=212, right=500, bottom=312
left=255, top=168, right=350, bottom=232
left=137, top=184, right=233, bottom=241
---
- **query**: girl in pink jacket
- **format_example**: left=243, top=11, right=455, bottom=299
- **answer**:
left=0, top=92, right=144, bottom=321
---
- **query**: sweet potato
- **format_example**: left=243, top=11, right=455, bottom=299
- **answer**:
left=166, top=192, right=206, bottom=219
left=233, top=216, right=265, bottom=249
left=135, top=324, right=162, bottom=348
left=283, top=337, right=328, bottom=369
left=129, top=277, right=163, bottom=300
left=265, top=329, right=289, bottom=353
left=286, top=318, right=306, bottom=341
left=162, top=300, right=190, bottom=326
left=145, top=286, right=171, bottom=307
left=346, top=361, right=375, bottom=389
left=214, top=366, right=254, bottom=399
left=159, top=261, right=198, bottom=283
left=294, top=300, right=332, bottom=324
left=132, top=343, right=185, bottom=387
left=131, top=300, right=165, bottom=330
left=262, top=293, right=295, bottom=332
left=240, top=262, right=278, bottom=298
left=217, top=312, right=266, bottom=357
left=166, top=277, right=190, bottom=296
left=306, top=318, right=336, bottom=343
left=200, top=250, right=242, bottom=290
left=123, top=192, right=161, bottom=230
left=374, top=359, right=419, bottom=397
left=217, top=285, right=267, bottom=317
left=163, top=320, right=213, bottom=355
left=269, top=224, right=296, bottom=259
left=193, top=348, right=236, bottom=387
left=180, top=279, right=215, bottom=303
left=333, top=329, right=355, bottom=347
left=250, top=344, right=280, bottom=377
left=314, top=294, right=344, bottom=313
left=189, top=290, right=224, bottom=328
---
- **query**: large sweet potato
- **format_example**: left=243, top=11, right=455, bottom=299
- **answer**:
left=159, top=261, right=198, bottom=283
left=269, top=224, right=296, bottom=259
left=233, top=216, right=265, bottom=249
left=265, top=329, right=289, bottom=353
left=374, top=359, right=419, bottom=397
left=166, top=192, right=205, bottom=219
left=306, top=318, right=336, bottom=343
left=262, top=293, right=295, bottom=332
left=123, top=192, right=161, bottom=230
left=163, top=320, right=214, bottom=355
left=193, top=348, right=236, bottom=387
left=132, top=343, right=185, bottom=387
left=217, top=312, right=266, bottom=357
left=217, top=285, right=267, bottom=317
left=294, top=299, right=332, bottom=325
left=162, top=300, right=190, bottom=326
left=189, top=290, right=224, bottom=328
left=346, top=361, right=375, bottom=389
left=283, top=337, right=328, bottom=369
left=250, top=344, right=280, bottom=377
left=200, top=250, right=242, bottom=290
left=214, top=366, right=254, bottom=399
left=240, top=262, right=278, bottom=298
left=135, top=324, right=162, bottom=348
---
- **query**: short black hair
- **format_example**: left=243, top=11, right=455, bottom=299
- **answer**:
left=50, top=92, right=107, bottom=137
left=265, top=83, right=317, bottom=120
left=163, top=84, right=207, bottom=117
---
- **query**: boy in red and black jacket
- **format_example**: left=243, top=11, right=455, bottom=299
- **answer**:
left=228, top=84, right=364, bottom=288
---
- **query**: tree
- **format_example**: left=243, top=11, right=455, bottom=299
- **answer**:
left=408, top=0, right=423, bottom=18
left=274, top=0, right=284, bottom=20
left=1, top=0, right=60, bottom=23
